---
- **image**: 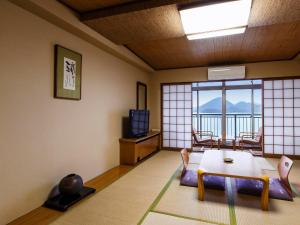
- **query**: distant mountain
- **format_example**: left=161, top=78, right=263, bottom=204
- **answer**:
left=234, top=101, right=251, bottom=113
left=193, top=97, right=261, bottom=113
left=194, top=97, right=222, bottom=113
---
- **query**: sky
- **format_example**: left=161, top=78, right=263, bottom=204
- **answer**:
left=192, top=89, right=262, bottom=108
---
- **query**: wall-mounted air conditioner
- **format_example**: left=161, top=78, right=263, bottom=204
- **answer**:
left=208, top=65, right=245, bottom=80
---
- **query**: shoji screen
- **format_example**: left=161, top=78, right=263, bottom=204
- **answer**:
left=162, top=84, right=192, bottom=149
left=263, top=79, right=300, bottom=156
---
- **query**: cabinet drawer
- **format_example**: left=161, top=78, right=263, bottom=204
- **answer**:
left=137, top=136, right=159, bottom=160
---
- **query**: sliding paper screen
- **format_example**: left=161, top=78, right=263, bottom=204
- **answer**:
left=263, top=79, right=300, bottom=156
left=162, top=84, right=192, bottom=149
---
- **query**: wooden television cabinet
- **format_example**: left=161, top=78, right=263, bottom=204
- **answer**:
left=119, top=131, right=160, bottom=165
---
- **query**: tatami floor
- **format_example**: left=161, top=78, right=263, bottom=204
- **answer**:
left=42, top=150, right=300, bottom=225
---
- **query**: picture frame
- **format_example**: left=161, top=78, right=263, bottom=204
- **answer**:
left=54, top=45, right=82, bottom=100
left=136, top=81, right=147, bottom=110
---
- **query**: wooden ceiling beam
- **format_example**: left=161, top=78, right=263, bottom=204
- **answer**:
left=80, top=0, right=228, bottom=21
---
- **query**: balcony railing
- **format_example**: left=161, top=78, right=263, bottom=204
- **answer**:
left=192, top=113, right=262, bottom=140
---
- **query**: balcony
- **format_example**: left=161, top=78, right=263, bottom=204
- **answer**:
left=192, top=113, right=262, bottom=140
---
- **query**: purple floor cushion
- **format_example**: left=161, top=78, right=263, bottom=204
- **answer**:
left=235, top=178, right=293, bottom=201
left=180, top=170, right=225, bottom=190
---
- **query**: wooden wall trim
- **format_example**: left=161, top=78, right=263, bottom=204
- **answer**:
left=80, top=0, right=207, bottom=21
left=9, top=0, right=154, bottom=73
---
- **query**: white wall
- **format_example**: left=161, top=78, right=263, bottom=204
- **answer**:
left=150, top=60, right=300, bottom=129
left=0, top=1, right=150, bottom=224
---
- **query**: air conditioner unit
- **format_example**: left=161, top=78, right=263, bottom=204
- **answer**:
left=208, top=65, right=245, bottom=80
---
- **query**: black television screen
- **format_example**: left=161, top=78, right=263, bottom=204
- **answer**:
left=129, top=109, right=149, bottom=138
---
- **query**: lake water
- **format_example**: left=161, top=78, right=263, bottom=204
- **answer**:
left=192, top=113, right=262, bottom=139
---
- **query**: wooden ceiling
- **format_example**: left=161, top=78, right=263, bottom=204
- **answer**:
left=60, top=0, right=138, bottom=13
left=59, top=0, right=300, bottom=70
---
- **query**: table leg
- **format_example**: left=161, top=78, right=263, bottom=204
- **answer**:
left=261, top=175, right=269, bottom=210
left=198, top=169, right=205, bottom=200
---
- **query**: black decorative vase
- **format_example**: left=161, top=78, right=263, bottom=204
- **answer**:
left=58, top=174, right=83, bottom=196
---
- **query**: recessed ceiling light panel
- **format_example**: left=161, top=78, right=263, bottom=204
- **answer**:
left=180, top=0, right=252, bottom=36
left=187, top=27, right=246, bottom=40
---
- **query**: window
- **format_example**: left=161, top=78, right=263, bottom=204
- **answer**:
left=192, top=80, right=262, bottom=140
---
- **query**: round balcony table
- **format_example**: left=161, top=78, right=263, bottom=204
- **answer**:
left=217, top=138, right=236, bottom=150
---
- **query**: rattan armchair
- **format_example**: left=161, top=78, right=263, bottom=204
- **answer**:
left=192, top=130, right=217, bottom=148
left=237, top=127, right=263, bottom=151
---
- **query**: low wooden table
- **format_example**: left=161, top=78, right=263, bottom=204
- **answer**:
left=198, top=150, right=269, bottom=210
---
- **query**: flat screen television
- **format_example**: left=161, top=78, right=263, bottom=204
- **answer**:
left=129, top=109, right=149, bottom=138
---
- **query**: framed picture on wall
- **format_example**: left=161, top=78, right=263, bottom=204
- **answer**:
left=136, top=81, right=147, bottom=110
left=54, top=45, right=82, bottom=100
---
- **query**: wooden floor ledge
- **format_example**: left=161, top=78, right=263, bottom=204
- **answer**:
left=8, top=165, right=133, bottom=225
